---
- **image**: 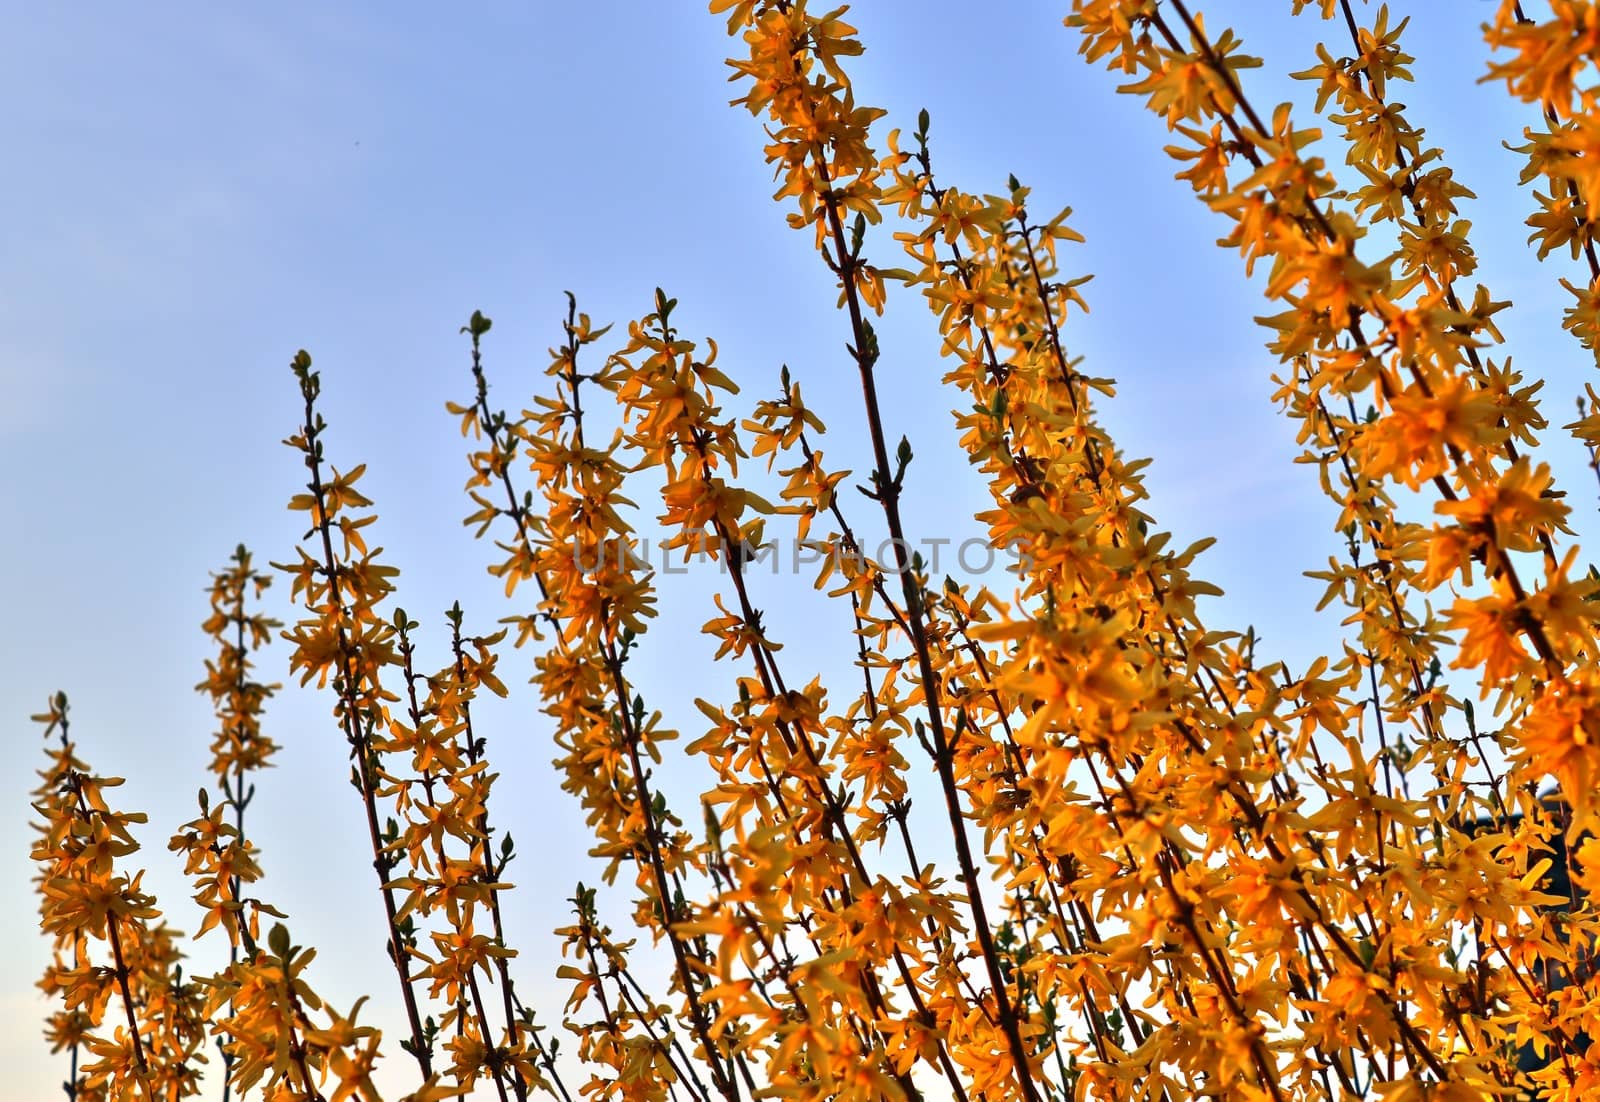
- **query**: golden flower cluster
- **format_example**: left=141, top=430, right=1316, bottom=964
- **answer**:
left=30, top=3, right=1600, bottom=1102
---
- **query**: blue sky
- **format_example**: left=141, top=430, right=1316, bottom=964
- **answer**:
left=2, top=2, right=1593, bottom=1099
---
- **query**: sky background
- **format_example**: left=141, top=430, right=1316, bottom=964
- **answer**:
left=1, top=2, right=1593, bottom=1099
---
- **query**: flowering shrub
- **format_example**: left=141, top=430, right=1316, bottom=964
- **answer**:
left=29, top=2, right=1600, bottom=1100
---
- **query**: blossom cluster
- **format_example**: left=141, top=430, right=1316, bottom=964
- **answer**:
left=30, top=3, right=1600, bottom=1102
